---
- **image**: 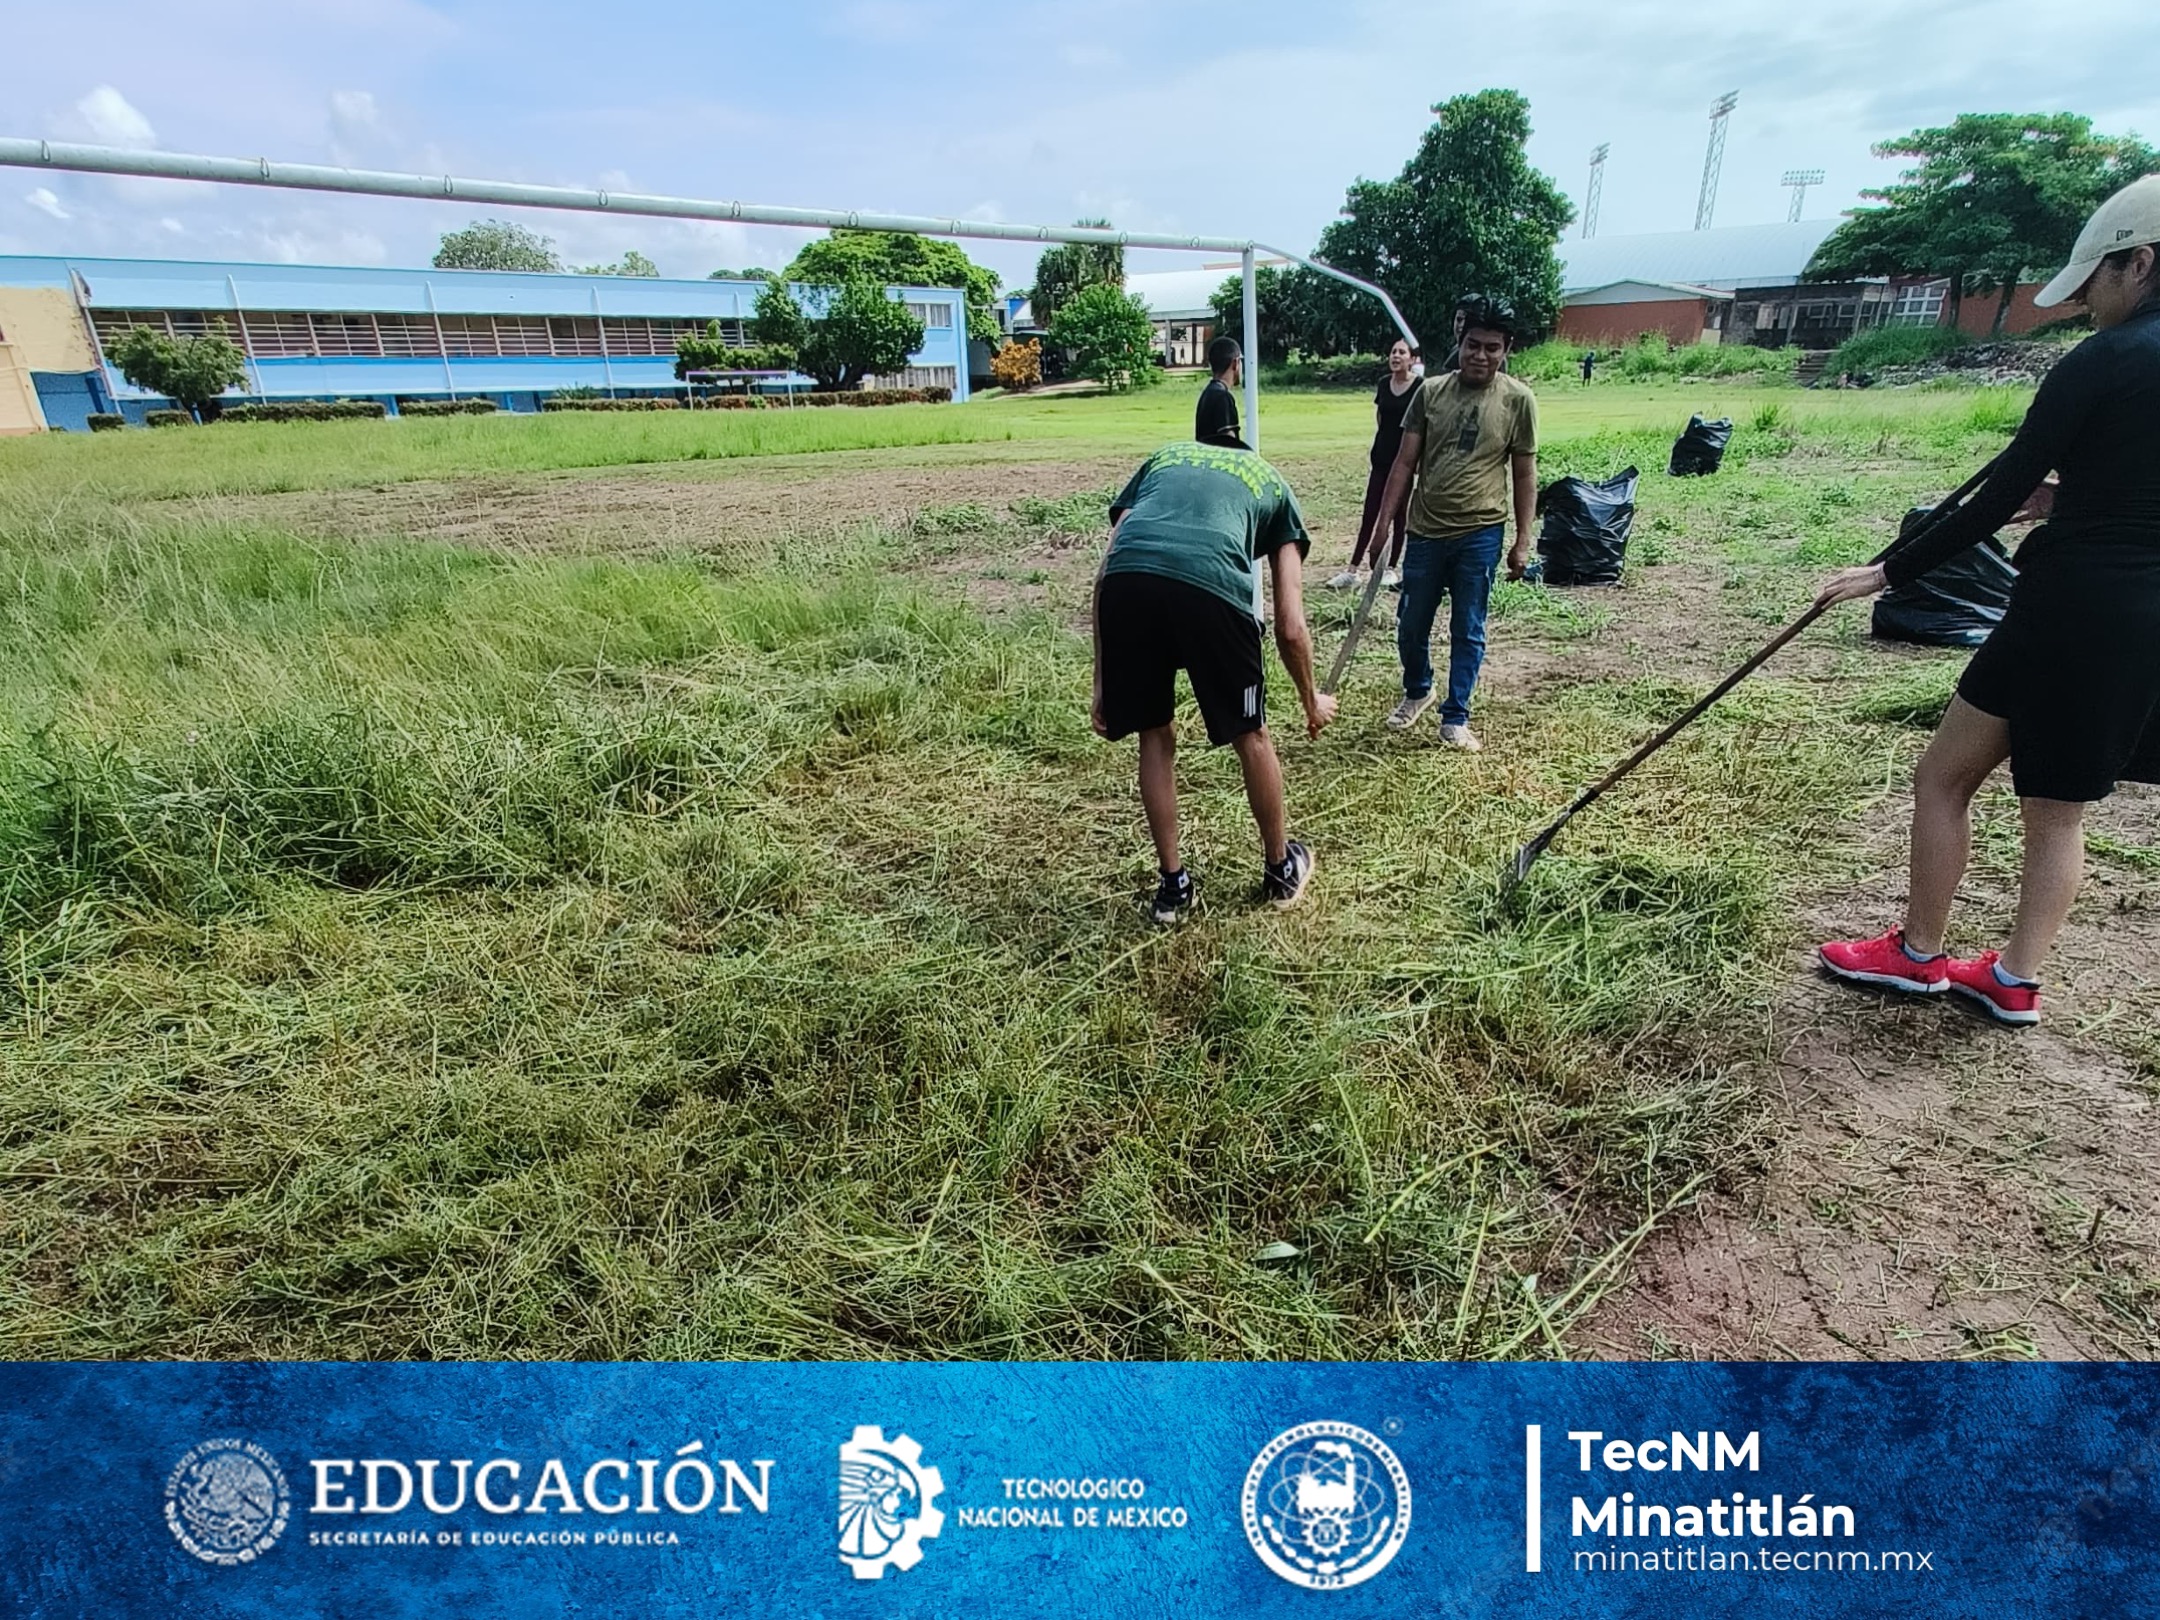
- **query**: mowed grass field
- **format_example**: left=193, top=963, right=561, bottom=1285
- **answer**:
left=5, top=377, right=2155, bottom=1361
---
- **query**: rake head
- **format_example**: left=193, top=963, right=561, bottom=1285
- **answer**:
left=1504, top=821, right=1563, bottom=892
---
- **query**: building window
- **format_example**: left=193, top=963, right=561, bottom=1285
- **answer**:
left=1889, top=281, right=1948, bottom=328
left=861, top=365, right=957, bottom=391
left=904, top=301, right=955, bottom=329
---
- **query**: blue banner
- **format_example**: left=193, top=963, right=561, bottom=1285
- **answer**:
left=2, top=1361, right=2153, bottom=1617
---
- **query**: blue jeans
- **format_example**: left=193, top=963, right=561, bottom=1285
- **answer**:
left=1396, top=524, right=1502, bottom=725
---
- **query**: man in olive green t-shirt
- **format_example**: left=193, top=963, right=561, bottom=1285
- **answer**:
left=1370, top=297, right=1539, bottom=751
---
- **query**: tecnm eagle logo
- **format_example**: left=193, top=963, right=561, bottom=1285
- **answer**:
left=1242, top=1421, right=1411, bottom=1590
left=837, top=1426, right=945, bottom=1579
left=164, top=1439, right=292, bottom=1566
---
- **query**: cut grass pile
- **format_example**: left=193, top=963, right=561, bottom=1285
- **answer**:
left=0, top=385, right=2036, bottom=1361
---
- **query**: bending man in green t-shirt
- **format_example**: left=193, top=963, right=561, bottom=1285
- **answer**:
left=1092, top=441, right=1337, bottom=923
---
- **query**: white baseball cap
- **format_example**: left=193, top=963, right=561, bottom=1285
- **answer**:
left=2036, top=174, right=2160, bottom=307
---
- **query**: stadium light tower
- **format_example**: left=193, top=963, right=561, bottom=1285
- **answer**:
left=1583, top=143, right=1609, bottom=239
left=1782, top=167, right=1826, bottom=222
left=1695, top=91, right=1739, bottom=231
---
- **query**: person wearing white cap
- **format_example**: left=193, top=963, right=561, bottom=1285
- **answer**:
left=1810, top=174, right=2160, bottom=1028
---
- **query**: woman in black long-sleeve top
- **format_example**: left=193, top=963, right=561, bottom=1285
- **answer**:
left=1816, top=177, right=2160, bottom=1027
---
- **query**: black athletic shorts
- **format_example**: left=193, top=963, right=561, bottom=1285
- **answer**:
left=1097, top=570, right=1266, bottom=746
left=1956, top=538, right=2160, bottom=802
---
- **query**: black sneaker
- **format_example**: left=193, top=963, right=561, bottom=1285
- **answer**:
left=1150, top=867, right=1196, bottom=925
left=1260, top=841, right=1315, bottom=910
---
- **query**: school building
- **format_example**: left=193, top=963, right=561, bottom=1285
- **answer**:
left=0, top=255, right=972, bottom=433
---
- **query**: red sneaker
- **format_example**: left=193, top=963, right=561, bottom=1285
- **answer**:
left=1819, top=928, right=1950, bottom=995
left=1945, top=951, right=2042, bottom=1026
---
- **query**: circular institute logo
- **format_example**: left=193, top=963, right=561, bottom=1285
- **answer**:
left=164, top=1439, right=291, bottom=1567
left=1242, top=1421, right=1411, bottom=1590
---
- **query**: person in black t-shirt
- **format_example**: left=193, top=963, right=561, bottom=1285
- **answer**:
left=1196, top=335, right=1246, bottom=448
left=1813, top=176, right=2160, bottom=1027
left=1326, top=338, right=1423, bottom=589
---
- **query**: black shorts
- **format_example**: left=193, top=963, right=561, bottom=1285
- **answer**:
left=1956, top=539, right=2160, bottom=802
left=1097, top=570, right=1266, bottom=746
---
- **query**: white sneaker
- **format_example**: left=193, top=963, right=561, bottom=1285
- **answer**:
left=1325, top=569, right=1360, bottom=591
left=1439, top=722, right=1482, bottom=752
left=1386, top=694, right=1433, bottom=730
left=1382, top=568, right=1402, bottom=590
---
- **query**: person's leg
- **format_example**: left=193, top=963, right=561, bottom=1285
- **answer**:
left=1395, top=537, right=1444, bottom=700
left=2002, top=797, right=2085, bottom=980
left=1228, top=727, right=1289, bottom=866
left=1136, top=724, right=1180, bottom=873
left=1347, top=463, right=1388, bottom=569
left=1439, top=525, right=1504, bottom=726
left=1903, top=697, right=2011, bottom=954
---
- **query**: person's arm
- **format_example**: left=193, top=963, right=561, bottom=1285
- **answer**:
left=1507, top=451, right=1537, bottom=579
left=1376, top=428, right=1422, bottom=533
left=1267, top=544, right=1335, bottom=738
left=1815, top=347, right=2101, bottom=606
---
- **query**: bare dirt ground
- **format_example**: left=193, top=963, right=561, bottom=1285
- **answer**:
left=204, top=453, right=1136, bottom=560
left=212, top=451, right=2160, bottom=1361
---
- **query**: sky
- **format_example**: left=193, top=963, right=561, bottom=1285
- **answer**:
left=3, top=0, right=2156, bottom=291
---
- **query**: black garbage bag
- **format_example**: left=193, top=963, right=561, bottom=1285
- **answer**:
left=1537, top=465, right=1639, bottom=586
left=1871, top=506, right=2016, bottom=647
left=1667, top=414, right=1733, bottom=476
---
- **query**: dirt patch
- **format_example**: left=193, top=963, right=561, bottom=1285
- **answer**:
left=1587, top=784, right=2160, bottom=1361
left=204, top=456, right=1136, bottom=560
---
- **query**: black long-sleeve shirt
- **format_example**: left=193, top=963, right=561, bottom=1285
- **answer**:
left=1885, top=306, right=2160, bottom=588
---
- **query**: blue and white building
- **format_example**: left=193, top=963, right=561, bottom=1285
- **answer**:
left=0, top=255, right=971, bottom=432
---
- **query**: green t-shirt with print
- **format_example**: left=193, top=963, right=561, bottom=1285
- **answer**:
left=1104, top=443, right=1310, bottom=615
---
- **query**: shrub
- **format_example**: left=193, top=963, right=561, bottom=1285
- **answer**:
left=991, top=338, right=1043, bottom=392
left=1048, top=282, right=1159, bottom=391
left=541, top=396, right=683, bottom=412
left=1260, top=353, right=1392, bottom=389
left=144, top=409, right=194, bottom=428
left=1826, top=324, right=1969, bottom=376
left=673, top=325, right=799, bottom=380
left=397, top=398, right=499, bottom=417
left=217, top=400, right=389, bottom=424
left=86, top=413, right=125, bottom=432
left=106, top=321, right=248, bottom=418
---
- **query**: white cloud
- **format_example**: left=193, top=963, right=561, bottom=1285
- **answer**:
left=160, top=217, right=186, bottom=234
left=76, top=84, right=157, bottom=149
left=25, top=187, right=70, bottom=220
left=329, top=89, right=382, bottom=139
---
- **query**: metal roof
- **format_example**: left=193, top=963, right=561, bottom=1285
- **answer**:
left=1558, top=220, right=1839, bottom=294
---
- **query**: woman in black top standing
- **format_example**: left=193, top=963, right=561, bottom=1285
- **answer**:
left=1816, top=176, right=2160, bottom=1026
left=1326, top=338, right=1423, bottom=590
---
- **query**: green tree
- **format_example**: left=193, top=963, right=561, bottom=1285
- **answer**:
left=577, top=249, right=660, bottom=277
left=751, top=276, right=811, bottom=353
left=756, top=279, right=924, bottom=390
left=1048, top=282, right=1159, bottom=392
left=106, top=322, right=249, bottom=420
left=1808, top=113, right=2157, bottom=334
left=1298, top=89, right=1573, bottom=351
left=1026, top=220, right=1125, bottom=331
left=1208, top=265, right=1301, bottom=364
left=672, top=320, right=797, bottom=380
left=782, top=229, right=1003, bottom=343
left=432, top=219, right=564, bottom=273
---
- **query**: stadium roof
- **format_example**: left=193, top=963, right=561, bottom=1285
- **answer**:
left=1558, top=220, right=1839, bottom=294
left=1125, top=262, right=1284, bottom=319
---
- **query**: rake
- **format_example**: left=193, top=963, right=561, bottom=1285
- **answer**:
left=1322, top=555, right=1394, bottom=696
left=1505, top=453, right=2003, bottom=890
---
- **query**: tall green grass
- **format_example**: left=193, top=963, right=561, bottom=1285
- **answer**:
left=0, top=405, right=1011, bottom=501
left=0, top=488, right=1896, bottom=1360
